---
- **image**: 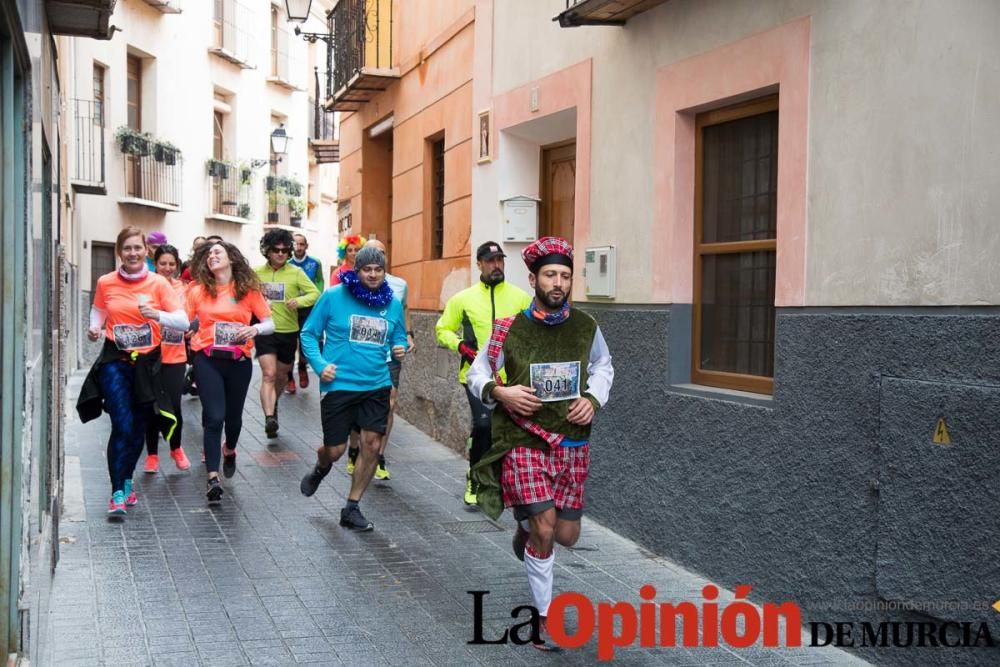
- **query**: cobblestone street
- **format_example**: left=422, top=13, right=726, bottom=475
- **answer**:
left=39, top=369, right=867, bottom=666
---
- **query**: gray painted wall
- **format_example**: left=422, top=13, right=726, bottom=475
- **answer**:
left=582, top=305, right=1000, bottom=665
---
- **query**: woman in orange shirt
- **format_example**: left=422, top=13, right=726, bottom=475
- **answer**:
left=84, top=226, right=188, bottom=516
left=328, top=233, right=365, bottom=286
left=143, top=244, right=192, bottom=473
left=186, top=240, right=273, bottom=502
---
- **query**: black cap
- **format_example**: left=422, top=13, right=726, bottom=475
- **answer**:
left=476, top=241, right=506, bottom=261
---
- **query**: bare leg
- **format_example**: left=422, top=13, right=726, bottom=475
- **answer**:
left=348, top=430, right=381, bottom=501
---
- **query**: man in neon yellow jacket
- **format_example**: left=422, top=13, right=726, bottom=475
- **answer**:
left=436, top=241, right=532, bottom=505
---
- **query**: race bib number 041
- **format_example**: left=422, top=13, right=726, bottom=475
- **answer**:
left=349, top=315, right=388, bottom=346
left=529, top=361, right=581, bottom=402
left=112, top=323, right=153, bottom=351
left=213, top=321, right=243, bottom=347
left=262, top=282, right=285, bottom=302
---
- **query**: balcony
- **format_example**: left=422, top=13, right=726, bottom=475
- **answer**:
left=267, top=24, right=305, bottom=91
left=554, top=0, right=672, bottom=27
left=46, top=0, right=116, bottom=39
left=264, top=176, right=306, bottom=229
left=137, top=0, right=182, bottom=13
left=329, top=0, right=399, bottom=112
left=309, top=92, right=339, bottom=164
left=209, top=0, right=254, bottom=69
left=206, top=160, right=254, bottom=224
left=115, top=128, right=183, bottom=211
left=71, top=99, right=105, bottom=195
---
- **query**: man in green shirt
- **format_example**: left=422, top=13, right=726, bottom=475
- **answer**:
left=254, top=229, right=320, bottom=438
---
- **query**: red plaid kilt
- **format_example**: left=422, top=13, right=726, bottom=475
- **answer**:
left=501, top=444, right=590, bottom=511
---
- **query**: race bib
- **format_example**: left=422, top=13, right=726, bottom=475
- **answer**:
left=213, top=321, right=244, bottom=347
left=161, top=327, right=185, bottom=345
left=112, top=323, right=153, bottom=351
left=262, top=282, right=285, bottom=302
left=529, top=361, right=581, bottom=402
left=349, top=315, right=388, bottom=346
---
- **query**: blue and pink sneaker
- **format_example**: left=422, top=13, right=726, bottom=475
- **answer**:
left=108, top=490, right=127, bottom=515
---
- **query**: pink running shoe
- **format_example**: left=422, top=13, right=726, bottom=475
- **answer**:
left=124, top=479, right=138, bottom=507
left=108, top=491, right=126, bottom=516
left=170, top=448, right=191, bottom=470
left=143, top=454, right=160, bottom=474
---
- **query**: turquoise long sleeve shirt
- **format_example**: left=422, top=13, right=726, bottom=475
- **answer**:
left=300, top=284, right=407, bottom=393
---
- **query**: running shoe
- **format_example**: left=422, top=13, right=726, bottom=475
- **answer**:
left=339, top=505, right=374, bottom=531
left=512, top=523, right=529, bottom=562
left=170, top=447, right=191, bottom=470
left=206, top=477, right=224, bottom=503
left=124, top=479, right=138, bottom=507
left=108, top=491, right=127, bottom=516
left=298, top=367, right=309, bottom=389
left=143, top=454, right=159, bottom=474
left=464, top=473, right=477, bottom=506
left=299, top=464, right=331, bottom=497
left=346, top=448, right=358, bottom=475
left=222, top=446, right=237, bottom=479
left=533, top=617, right=563, bottom=652
left=374, top=462, right=391, bottom=480
left=285, top=378, right=297, bottom=394
left=265, top=415, right=279, bottom=438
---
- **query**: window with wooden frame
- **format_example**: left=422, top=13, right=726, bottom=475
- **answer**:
left=213, top=111, right=224, bottom=160
left=92, top=63, right=105, bottom=127
left=126, top=55, right=141, bottom=131
left=693, top=95, right=778, bottom=395
left=428, top=135, right=445, bottom=259
left=270, top=5, right=279, bottom=77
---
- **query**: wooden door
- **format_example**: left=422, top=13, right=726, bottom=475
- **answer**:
left=541, top=141, right=576, bottom=241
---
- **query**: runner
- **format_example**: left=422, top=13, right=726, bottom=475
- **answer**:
left=328, top=233, right=364, bottom=286
left=287, top=232, right=325, bottom=391
left=145, top=230, right=167, bottom=271
left=254, top=229, right=319, bottom=431
left=466, top=236, right=614, bottom=650
left=186, top=240, right=274, bottom=502
left=179, top=235, right=207, bottom=283
left=142, top=244, right=192, bottom=473
left=299, top=245, right=407, bottom=531
left=345, top=239, right=415, bottom=480
left=76, top=226, right=188, bottom=516
left=435, top=241, right=531, bottom=504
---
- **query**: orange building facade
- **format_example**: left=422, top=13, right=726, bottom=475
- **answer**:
left=334, top=0, right=475, bottom=311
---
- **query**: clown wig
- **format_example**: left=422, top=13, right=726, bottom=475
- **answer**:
left=337, top=234, right=366, bottom=262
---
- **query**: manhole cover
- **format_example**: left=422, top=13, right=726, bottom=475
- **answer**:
left=441, top=520, right=504, bottom=534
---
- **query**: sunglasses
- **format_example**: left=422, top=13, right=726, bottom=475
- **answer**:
left=270, top=247, right=290, bottom=254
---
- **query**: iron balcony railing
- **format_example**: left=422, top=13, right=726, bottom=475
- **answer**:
left=123, top=152, right=183, bottom=207
left=332, top=0, right=392, bottom=93
left=212, top=0, right=254, bottom=67
left=309, top=96, right=336, bottom=142
left=206, top=160, right=254, bottom=220
left=72, top=98, right=105, bottom=192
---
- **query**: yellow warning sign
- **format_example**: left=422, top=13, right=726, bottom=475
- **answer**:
left=933, top=418, right=951, bottom=445
left=993, top=600, right=1000, bottom=614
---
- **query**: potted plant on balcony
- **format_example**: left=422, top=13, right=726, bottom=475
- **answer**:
left=266, top=190, right=280, bottom=223
left=154, top=140, right=180, bottom=165
left=134, top=132, right=153, bottom=157
left=289, top=196, right=306, bottom=225
left=287, top=178, right=303, bottom=197
left=239, top=162, right=252, bottom=185
left=238, top=203, right=252, bottom=220
left=206, top=159, right=230, bottom=179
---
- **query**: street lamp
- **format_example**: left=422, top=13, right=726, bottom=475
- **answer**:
left=284, top=0, right=312, bottom=23
left=270, top=124, right=290, bottom=156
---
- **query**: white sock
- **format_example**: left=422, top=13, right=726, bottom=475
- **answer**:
left=524, top=546, right=554, bottom=616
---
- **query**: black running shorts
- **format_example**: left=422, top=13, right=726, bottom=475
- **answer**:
left=254, top=332, right=299, bottom=364
left=321, top=388, right=391, bottom=446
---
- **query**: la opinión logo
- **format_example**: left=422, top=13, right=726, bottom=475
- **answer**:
left=468, top=584, right=802, bottom=660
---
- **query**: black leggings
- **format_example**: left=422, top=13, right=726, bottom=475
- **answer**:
left=193, top=354, right=253, bottom=474
left=465, top=384, right=492, bottom=469
left=145, top=363, right=185, bottom=454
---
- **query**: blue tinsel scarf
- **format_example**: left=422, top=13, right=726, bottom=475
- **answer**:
left=340, top=270, right=394, bottom=308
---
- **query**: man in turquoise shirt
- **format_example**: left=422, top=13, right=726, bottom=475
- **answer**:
left=298, top=245, right=407, bottom=531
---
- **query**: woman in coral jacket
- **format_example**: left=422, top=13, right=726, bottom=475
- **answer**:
left=142, top=244, right=192, bottom=473
left=185, top=240, right=273, bottom=503
left=83, top=226, right=188, bottom=516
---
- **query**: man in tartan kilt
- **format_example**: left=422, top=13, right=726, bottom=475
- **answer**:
left=467, top=236, right=614, bottom=651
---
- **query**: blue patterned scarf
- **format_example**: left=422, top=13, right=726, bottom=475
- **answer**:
left=340, top=270, right=394, bottom=308
left=525, top=298, right=570, bottom=326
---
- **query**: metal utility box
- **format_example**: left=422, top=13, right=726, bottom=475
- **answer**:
left=501, top=196, right=540, bottom=243
left=584, top=246, right=616, bottom=298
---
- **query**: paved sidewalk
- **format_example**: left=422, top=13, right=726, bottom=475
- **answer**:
left=40, top=369, right=867, bottom=666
